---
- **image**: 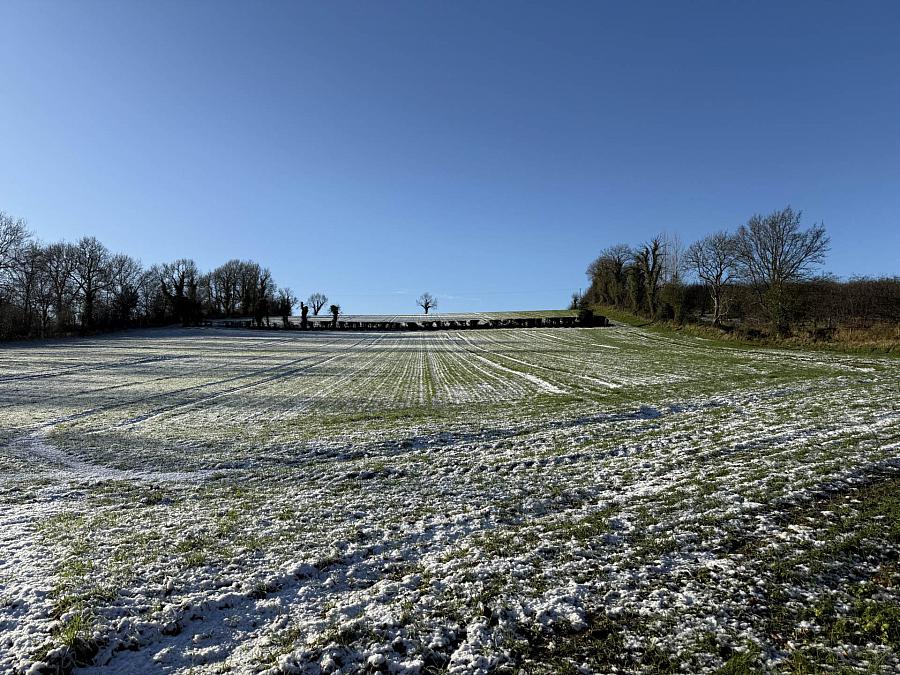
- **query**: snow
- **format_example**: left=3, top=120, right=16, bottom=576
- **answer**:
left=0, top=326, right=897, bottom=673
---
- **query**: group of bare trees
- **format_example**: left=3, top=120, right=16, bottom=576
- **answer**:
left=581, top=206, right=895, bottom=336
left=0, top=210, right=336, bottom=340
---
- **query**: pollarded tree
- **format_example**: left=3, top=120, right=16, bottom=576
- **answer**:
left=735, top=206, right=829, bottom=335
left=308, top=292, right=328, bottom=316
left=685, top=231, right=739, bottom=326
left=634, top=237, right=666, bottom=317
left=416, top=292, right=437, bottom=314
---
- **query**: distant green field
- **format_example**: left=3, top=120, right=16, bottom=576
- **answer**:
left=0, top=325, right=897, bottom=673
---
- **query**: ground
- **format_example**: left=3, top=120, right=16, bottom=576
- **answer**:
left=0, top=326, right=897, bottom=674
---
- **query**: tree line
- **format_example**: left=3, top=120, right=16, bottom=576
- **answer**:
left=0, top=210, right=336, bottom=340
left=577, top=206, right=899, bottom=337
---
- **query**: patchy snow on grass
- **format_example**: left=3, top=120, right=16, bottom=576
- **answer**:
left=0, top=326, right=898, bottom=674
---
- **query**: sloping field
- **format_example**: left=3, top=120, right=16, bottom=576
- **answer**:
left=0, top=327, right=898, bottom=674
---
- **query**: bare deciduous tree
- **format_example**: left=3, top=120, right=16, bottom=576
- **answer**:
left=72, top=236, right=111, bottom=330
left=0, top=212, right=29, bottom=284
left=685, top=231, right=739, bottom=326
left=735, top=206, right=830, bottom=334
left=107, top=254, right=143, bottom=326
left=43, top=242, right=77, bottom=330
left=277, top=287, right=298, bottom=327
left=634, top=237, right=666, bottom=317
left=308, top=292, right=328, bottom=316
left=159, top=258, right=200, bottom=326
left=416, top=292, right=437, bottom=314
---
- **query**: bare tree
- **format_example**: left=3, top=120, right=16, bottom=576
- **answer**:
left=107, top=253, right=143, bottom=326
left=634, top=237, right=666, bottom=317
left=735, top=206, right=830, bottom=334
left=685, top=231, right=739, bottom=326
left=43, top=242, right=77, bottom=330
left=159, top=258, right=200, bottom=326
left=254, top=268, right=274, bottom=327
left=137, top=266, right=167, bottom=324
left=662, top=231, right=685, bottom=284
left=71, top=236, right=111, bottom=330
left=238, top=261, right=262, bottom=317
left=277, top=287, right=297, bottom=327
left=416, top=292, right=437, bottom=314
left=307, top=292, right=328, bottom=316
left=209, top=259, right=243, bottom=316
left=0, top=212, right=29, bottom=301
left=11, top=243, right=45, bottom=335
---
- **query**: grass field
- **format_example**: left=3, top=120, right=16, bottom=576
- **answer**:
left=0, top=326, right=898, bottom=674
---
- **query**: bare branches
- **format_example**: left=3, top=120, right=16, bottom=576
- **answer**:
left=685, top=231, right=739, bottom=325
left=735, top=206, right=830, bottom=333
left=277, top=287, right=298, bottom=327
left=635, top=237, right=666, bottom=317
left=416, top=292, right=437, bottom=315
left=308, top=292, right=328, bottom=316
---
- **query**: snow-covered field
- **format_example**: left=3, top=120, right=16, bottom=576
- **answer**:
left=0, top=326, right=898, bottom=674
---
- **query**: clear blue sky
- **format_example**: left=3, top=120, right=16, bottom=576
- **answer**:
left=1, top=1, right=898, bottom=313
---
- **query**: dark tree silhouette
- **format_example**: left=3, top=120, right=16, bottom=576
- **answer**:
left=329, top=303, right=340, bottom=328
left=42, top=242, right=76, bottom=330
left=416, top=292, right=437, bottom=314
left=634, top=238, right=665, bottom=317
left=72, top=237, right=111, bottom=330
left=159, top=258, right=200, bottom=326
left=300, top=301, right=309, bottom=329
left=108, top=254, right=143, bottom=326
left=277, top=287, right=297, bottom=327
left=585, top=244, right=632, bottom=307
left=308, top=292, right=328, bottom=315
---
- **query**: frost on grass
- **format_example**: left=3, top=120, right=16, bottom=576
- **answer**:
left=0, top=327, right=897, bottom=674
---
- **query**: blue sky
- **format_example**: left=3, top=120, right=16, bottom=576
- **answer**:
left=1, top=1, right=898, bottom=313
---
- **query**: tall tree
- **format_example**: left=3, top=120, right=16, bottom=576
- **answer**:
left=159, top=258, right=200, bottom=326
left=634, top=237, right=666, bottom=317
left=307, top=292, right=328, bottom=316
left=0, top=212, right=29, bottom=302
left=735, top=206, right=829, bottom=334
left=71, top=236, right=111, bottom=330
left=238, top=261, right=262, bottom=317
left=43, top=242, right=77, bottom=330
left=416, top=292, right=437, bottom=314
left=586, top=244, right=631, bottom=307
left=107, top=254, right=143, bottom=326
left=685, top=231, right=739, bottom=326
left=210, top=259, right=243, bottom=316
left=11, top=243, right=45, bottom=335
left=277, top=287, right=297, bottom=327
left=253, top=268, right=274, bottom=327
